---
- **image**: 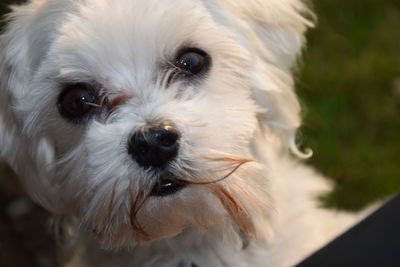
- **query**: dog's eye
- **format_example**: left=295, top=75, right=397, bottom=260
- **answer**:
left=175, top=48, right=210, bottom=75
left=58, top=83, right=100, bottom=121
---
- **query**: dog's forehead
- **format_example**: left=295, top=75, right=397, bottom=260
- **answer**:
left=72, top=0, right=209, bottom=40
left=50, top=0, right=218, bottom=87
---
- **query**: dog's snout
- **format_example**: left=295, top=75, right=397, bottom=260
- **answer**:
left=128, top=125, right=180, bottom=168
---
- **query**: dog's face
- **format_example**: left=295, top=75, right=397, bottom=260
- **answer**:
left=0, top=0, right=311, bottom=249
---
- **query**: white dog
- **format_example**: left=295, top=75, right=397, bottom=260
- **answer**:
left=0, top=0, right=362, bottom=266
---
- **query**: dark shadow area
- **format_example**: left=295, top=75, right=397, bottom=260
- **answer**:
left=0, top=164, right=57, bottom=267
left=297, top=194, right=400, bottom=267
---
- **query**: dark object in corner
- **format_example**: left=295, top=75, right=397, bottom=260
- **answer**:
left=296, top=194, right=400, bottom=267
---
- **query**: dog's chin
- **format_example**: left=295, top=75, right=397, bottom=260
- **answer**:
left=76, top=170, right=195, bottom=249
left=79, top=175, right=224, bottom=250
left=75, top=154, right=262, bottom=250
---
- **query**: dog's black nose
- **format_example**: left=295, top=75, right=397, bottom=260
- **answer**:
left=128, top=125, right=180, bottom=168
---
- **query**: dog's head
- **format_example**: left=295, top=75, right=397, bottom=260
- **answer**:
left=0, top=0, right=312, bottom=249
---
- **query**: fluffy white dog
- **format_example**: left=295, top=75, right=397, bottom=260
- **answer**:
left=0, top=0, right=361, bottom=266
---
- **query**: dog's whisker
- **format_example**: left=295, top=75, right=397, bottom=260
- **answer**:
left=202, top=155, right=253, bottom=164
left=188, top=146, right=254, bottom=163
left=107, top=178, right=121, bottom=220
left=161, top=68, right=177, bottom=88
left=177, top=159, right=250, bottom=185
left=82, top=101, right=102, bottom=108
left=129, top=185, right=151, bottom=239
left=213, top=184, right=255, bottom=236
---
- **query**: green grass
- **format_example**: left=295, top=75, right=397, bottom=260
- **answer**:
left=299, top=0, right=400, bottom=210
left=0, top=0, right=399, bottom=210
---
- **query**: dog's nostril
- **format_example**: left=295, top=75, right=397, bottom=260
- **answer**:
left=128, top=126, right=180, bottom=168
left=158, top=131, right=179, bottom=147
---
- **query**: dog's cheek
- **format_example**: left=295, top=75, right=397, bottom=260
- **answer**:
left=176, top=93, right=258, bottom=153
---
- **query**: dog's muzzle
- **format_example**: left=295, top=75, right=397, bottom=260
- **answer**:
left=128, top=124, right=180, bottom=168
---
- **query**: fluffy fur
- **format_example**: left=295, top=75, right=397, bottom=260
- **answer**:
left=0, top=0, right=361, bottom=266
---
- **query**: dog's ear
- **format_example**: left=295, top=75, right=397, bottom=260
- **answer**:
left=0, top=1, right=66, bottom=212
left=203, top=0, right=314, bottom=156
left=1, top=1, right=69, bottom=98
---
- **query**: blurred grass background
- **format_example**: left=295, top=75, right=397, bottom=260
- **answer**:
left=0, top=0, right=399, bottom=214
left=299, top=0, right=400, bottom=210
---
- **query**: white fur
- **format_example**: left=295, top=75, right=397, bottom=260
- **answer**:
left=0, top=0, right=362, bottom=266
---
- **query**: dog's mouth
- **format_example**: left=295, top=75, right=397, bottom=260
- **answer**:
left=150, top=177, right=188, bottom=197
